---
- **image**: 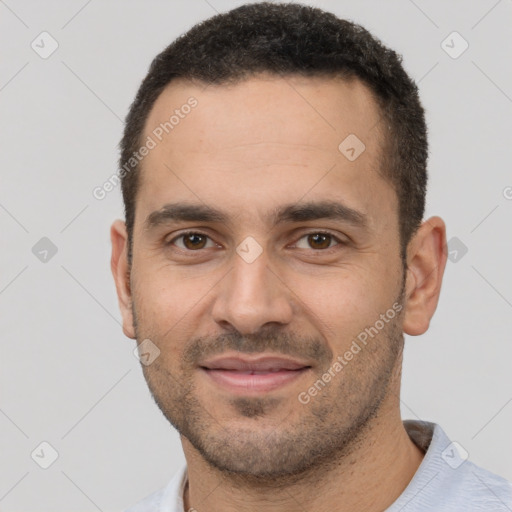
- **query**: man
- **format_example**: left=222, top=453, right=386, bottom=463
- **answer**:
left=110, top=3, right=512, bottom=511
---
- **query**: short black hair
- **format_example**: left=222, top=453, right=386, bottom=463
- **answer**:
left=119, top=2, right=427, bottom=265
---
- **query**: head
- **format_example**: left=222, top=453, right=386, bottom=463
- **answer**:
left=111, top=2, right=447, bottom=481
left=120, top=2, right=429, bottom=266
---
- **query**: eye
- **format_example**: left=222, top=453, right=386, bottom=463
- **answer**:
left=166, top=230, right=345, bottom=253
left=168, top=231, right=217, bottom=250
left=294, top=232, right=343, bottom=250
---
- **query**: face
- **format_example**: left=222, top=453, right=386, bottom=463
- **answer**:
left=115, top=74, right=411, bottom=479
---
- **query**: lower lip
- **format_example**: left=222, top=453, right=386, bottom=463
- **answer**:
left=201, top=368, right=310, bottom=393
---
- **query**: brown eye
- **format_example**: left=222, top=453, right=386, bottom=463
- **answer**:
left=304, top=233, right=336, bottom=250
left=183, top=233, right=207, bottom=250
left=170, top=232, right=215, bottom=250
left=292, top=231, right=345, bottom=252
left=183, top=233, right=206, bottom=249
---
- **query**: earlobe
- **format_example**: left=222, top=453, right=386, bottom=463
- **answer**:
left=402, top=216, right=448, bottom=336
left=110, top=219, right=136, bottom=339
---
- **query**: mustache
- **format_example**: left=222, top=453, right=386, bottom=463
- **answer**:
left=182, top=328, right=333, bottom=369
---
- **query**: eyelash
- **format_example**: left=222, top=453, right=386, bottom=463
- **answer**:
left=166, top=230, right=346, bottom=253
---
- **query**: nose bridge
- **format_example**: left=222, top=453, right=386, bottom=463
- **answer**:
left=212, top=246, right=293, bottom=334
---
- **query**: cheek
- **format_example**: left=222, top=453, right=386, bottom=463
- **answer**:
left=292, top=273, right=378, bottom=339
left=292, top=262, right=401, bottom=348
left=131, top=269, right=199, bottom=342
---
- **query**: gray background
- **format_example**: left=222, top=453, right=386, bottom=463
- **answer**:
left=1, top=0, right=511, bottom=510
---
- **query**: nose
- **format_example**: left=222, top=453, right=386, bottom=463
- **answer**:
left=211, top=247, right=294, bottom=335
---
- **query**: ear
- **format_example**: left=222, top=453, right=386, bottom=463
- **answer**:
left=402, top=216, right=447, bottom=336
left=110, top=219, right=136, bottom=339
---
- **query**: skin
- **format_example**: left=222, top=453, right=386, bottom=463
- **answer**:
left=111, top=74, right=447, bottom=512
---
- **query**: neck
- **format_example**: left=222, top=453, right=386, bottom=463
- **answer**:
left=182, top=407, right=425, bottom=512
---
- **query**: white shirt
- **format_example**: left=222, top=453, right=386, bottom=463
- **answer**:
left=124, top=420, right=512, bottom=511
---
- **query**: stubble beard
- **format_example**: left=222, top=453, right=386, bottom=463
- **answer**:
left=132, top=290, right=405, bottom=486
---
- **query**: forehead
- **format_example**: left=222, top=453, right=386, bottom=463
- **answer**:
left=144, top=73, right=383, bottom=153
left=136, top=73, right=395, bottom=233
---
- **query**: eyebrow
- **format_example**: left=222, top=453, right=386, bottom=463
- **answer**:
left=143, top=200, right=368, bottom=231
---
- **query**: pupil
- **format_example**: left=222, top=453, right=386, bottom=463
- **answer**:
left=186, top=234, right=205, bottom=249
left=310, top=233, right=330, bottom=249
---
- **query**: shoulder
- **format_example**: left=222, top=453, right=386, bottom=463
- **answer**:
left=124, top=487, right=166, bottom=512
left=447, top=459, right=512, bottom=509
left=393, top=420, right=512, bottom=511
left=123, top=464, right=188, bottom=512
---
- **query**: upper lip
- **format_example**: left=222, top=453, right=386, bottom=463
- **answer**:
left=200, top=354, right=312, bottom=371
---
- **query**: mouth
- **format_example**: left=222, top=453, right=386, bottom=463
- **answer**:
left=199, top=354, right=312, bottom=394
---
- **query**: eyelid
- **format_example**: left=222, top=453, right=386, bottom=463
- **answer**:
left=166, top=230, right=218, bottom=250
left=290, top=230, right=346, bottom=250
